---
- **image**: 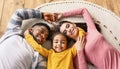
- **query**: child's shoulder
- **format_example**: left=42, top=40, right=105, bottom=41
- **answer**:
left=78, top=28, right=86, bottom=37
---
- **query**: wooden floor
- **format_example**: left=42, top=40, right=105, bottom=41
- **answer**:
left=0, top=0, right=120, bottom=37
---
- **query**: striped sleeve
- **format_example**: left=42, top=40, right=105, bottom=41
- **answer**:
left=6, top=8, right=43, bottom=32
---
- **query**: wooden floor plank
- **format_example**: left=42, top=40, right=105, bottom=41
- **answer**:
left=116, top=0, right=120, bottom=16
left=0, top=0, right=24, bottom=34
left=86, top=0, right=120, bottom=17
left=24, top=0, right=45, bottom=8
left=0, top=0, right=4, bottom=37
left=0, top=0, right=4, bottom=25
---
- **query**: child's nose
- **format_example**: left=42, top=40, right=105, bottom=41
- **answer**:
left=58, top=42, right=62, bottom=45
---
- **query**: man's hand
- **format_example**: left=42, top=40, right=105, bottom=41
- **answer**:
left=43, top=13, right=63, bottom=23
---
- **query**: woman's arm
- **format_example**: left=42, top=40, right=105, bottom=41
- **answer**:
left=63, top=8, right=98, bottom=32
left=75, top=50, right=88, bottom=69
left=25, top=33, right=49, bottom=57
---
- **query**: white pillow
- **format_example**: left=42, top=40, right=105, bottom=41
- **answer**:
left=21, top=18, right=56, bottom=33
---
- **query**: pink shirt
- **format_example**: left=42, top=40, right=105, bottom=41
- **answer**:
left=63, top=8, right=120, bottom=69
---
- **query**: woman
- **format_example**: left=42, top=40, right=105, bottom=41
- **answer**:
left=59, top=8, right=120, bottom=69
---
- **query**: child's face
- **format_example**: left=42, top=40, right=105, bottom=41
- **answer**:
left=60, top=22, right=79, bottom=39
left=53, top=34, right=67, bottom=53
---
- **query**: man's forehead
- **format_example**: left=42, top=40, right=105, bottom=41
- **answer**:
left=33, top=26, right=48, bottom=32
left=34, top=25, right=48, bottom=29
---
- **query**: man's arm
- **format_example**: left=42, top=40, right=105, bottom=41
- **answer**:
left=6, top=8, right=58, bottom=34
left=6, top=8, right=43, bottom=33
left=0, top=9, right=43, bottom=43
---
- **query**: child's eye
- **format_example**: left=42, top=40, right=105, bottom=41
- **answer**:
left=61, top=41, right=65, bottom=44
left=54, top=41, right=58, bottom=43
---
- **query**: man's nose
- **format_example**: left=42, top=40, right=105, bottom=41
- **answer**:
left=41, top=34, right=46, bottom=39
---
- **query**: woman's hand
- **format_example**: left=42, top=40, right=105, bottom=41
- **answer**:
left=74, top=36, right=86, bottom=51
left=43, top=13, right=63, bottom=23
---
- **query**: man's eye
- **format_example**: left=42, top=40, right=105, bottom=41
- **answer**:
left=66, top=24, right=70, bottom=28
left=41, top=30, right=44, bottom=33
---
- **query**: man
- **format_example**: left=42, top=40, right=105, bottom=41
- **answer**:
left=0, top=8, right=60, bottom=69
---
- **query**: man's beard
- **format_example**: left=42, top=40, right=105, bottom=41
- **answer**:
left=29, top=31, right=42, bottom=45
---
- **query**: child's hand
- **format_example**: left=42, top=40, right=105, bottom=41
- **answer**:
left=43, top=13, right=63, bottom=23
left=74, top=36, right=86, bottom=51
left=24, top=29, right=30, bottom=35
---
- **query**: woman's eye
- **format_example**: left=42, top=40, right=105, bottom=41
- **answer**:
left=66, top=24, right=70, bottom=28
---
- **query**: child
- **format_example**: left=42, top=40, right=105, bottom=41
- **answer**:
left=24, top=31, right=87, bottom=69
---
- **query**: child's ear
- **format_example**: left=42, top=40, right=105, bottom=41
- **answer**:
left=28, top=28, right=33, bottom=33
left=24, top=28, right=32, bottom=35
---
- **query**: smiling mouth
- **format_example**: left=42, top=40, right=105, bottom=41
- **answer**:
left=55, top=46, right=63, bottom=50
left=37, top=39, right=41, bottom=43
left=30, top=32, right=43, bottom=44
left=37, top=38, right=44, bottom=44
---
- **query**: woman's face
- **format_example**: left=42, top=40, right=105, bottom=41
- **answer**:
left=31, top=26, right=49, bottom=44
left=53, top=34, right=67, bottom=53
left=60, top=22, right=79, bottom=39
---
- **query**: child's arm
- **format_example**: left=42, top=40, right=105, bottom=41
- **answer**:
left=24, top=32, right=49, bottom=57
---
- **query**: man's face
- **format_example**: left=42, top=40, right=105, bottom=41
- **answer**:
left=30, top=25, right=49, bottom=44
